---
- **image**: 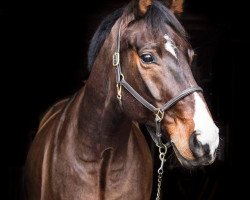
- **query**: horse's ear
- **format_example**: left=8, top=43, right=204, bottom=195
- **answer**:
left=134, top=0, right=153, bottom=16
left=165, top=0, right=184, bottom=15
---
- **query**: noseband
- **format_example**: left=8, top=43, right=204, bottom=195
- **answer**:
left=113, top=22, right=203, bottom=148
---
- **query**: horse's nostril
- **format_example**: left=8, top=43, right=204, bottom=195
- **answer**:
left=189, top=131, right=210, bottom=158
left=189, top=131, right=201, bottom=150
left=203, top=144, right=210, bottom=155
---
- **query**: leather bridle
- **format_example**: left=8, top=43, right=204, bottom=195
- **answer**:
left=112, top=21, right=203, bottom=148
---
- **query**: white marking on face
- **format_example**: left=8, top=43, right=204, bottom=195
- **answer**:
left=164, top=34, right=177, bottom=58
left=193, top=93, right=219, bottom=156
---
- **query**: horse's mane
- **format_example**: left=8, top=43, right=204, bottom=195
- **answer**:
left=87, top=7, right=125, bottom=71
left=87, top=1, right=186, bottom=71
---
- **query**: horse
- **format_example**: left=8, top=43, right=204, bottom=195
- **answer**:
left=24, top=0, right=219, bottom=199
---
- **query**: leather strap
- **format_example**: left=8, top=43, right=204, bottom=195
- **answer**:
left=120, top=78, right=157, bottom=112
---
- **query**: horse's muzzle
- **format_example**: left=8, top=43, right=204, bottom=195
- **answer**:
left=172, top=136, right=217, bottom=169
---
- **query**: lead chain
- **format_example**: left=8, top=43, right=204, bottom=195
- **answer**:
left=156, top=143, right=167, bottom=200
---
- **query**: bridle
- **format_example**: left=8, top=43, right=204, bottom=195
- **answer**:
left=112, top=20, right=203, bottom=199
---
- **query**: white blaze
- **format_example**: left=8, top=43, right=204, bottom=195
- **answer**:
left=164, top=34, right=177, bottom=58
left=193, top=93, right=219, bottom=155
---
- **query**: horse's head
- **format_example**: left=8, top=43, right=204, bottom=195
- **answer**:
left=113, top=0, right=219, bottom=168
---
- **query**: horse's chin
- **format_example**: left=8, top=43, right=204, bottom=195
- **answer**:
left=172, top=143, right=216, bottom=169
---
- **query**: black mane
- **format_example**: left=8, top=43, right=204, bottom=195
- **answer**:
left=87, top=7, right=124, bottom=71
left=87, top=1, right=186, bottom=71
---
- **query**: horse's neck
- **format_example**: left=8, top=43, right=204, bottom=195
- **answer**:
left=73, top=54, right=132, bottom=161
left=77, top=83, right=131, bottom=153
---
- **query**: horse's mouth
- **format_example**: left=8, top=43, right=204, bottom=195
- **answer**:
left=144, top=123, right=216, bottom=168
left=172, top=143, right=216, bottom=169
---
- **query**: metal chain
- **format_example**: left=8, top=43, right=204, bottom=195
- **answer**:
left=156, top=143, right=167, bottom=200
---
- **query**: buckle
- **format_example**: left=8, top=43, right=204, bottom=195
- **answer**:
left=154, top=109, right=164, bottom=122
left=113, top=52, right=120, bottom=67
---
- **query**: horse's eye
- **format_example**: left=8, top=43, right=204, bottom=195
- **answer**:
left=140, top=54, right=155, bottom=63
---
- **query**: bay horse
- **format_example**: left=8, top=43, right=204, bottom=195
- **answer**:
left=24, top=0, right=219, bottom=199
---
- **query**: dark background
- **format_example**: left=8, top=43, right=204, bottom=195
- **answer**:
left=1, top=0, right=246, bottom=199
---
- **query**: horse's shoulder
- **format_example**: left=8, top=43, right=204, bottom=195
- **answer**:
left=131, top=121, right=152, bottom=154
left=131, top=122, right=142, bottom=135
left=38, top=98, right=69, bottom=130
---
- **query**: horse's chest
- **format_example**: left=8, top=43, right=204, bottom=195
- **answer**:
left=102, top=138, right=153, bottom=199
left=104, top=161, right=152, bottom=200
left=105, top=162, right=152, bottom=200
left=53, top=148, right=152, bottom=200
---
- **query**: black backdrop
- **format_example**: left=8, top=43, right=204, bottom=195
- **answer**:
left=1, top=0, right=246, bottom=199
